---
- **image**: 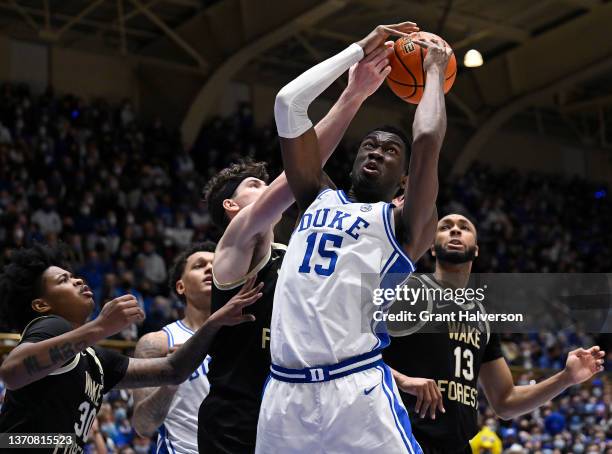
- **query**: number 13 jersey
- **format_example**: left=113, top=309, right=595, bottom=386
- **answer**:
left=271, top=189, right=415, bottom=369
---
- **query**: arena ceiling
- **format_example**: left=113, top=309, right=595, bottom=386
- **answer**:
left=1, top=0, right=612, bottom=169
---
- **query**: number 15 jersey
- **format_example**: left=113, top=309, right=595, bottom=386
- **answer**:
left=270, top=189, right=415, bottom=369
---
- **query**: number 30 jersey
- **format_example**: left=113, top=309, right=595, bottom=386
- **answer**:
left=270, top=189, right=415, bottom=369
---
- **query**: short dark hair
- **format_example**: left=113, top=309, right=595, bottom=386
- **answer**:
left=363, top=125, right=412, bottom=172
left=203, top=159, right=269, bottom=229
left=0, top=244, right=69, bottom=331
left=169, top=241, right=216, bottom=302
left=439, top=209, right=478, bottom=237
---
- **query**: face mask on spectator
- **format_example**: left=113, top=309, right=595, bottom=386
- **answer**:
left=593, top=387, right=602, bottom=397
left=114, top=407, right=127, bottom=421
left=573, top=443, right=585, bottom=453
left=554, top=439, right=565, bottom=449
left=100, top=422, right=116, bottom=436
left=134, top=445, right=150, bottom=454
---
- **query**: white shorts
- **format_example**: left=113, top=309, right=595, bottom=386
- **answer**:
left=255, top=363, right=423, bottom=454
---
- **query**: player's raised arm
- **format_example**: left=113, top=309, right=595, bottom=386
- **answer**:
left=213, top=52, right=398, bottom=284
left=398, top=39, right=452, bottom=261
left=115, top=277, right=262, bottom=389
left=275, top=22, right=419, bottom=210
left=479, top=346, right=605, bottom=420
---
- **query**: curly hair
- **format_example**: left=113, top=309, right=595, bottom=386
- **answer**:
left=203, top=159, right=269, bottom=229
left=169, top=241, right=216, bottom=303
left=0, top=244, right=69, bottom=331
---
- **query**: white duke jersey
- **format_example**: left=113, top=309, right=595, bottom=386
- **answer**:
left=158, top=320, right=211, bottom=454
left=271, top=188, right=415, bottom=369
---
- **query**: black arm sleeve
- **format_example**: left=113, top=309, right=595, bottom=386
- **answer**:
left=92, top=346, right=130, bottom=393
left=20, top=316, right=72, bottom=344
left=483, top=332, right=503, bottom=363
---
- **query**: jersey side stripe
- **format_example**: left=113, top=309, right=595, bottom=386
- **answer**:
left=161, top=327, right=174, bottom=348
left=377, top=365, right=416, bottom=454
left=337, top=190, right=350, bottom=204
left=382, top=204, right=415, bottom=272
left=176, top=320, right=194, bottom=335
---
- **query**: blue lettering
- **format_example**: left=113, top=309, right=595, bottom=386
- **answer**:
left=313, top=208, right=330, bottom=227
left=298, top=213, right=313, bottom=232
left=346, top=217, right=370, bottom=240
left=327, top=210, right=351, bottom=231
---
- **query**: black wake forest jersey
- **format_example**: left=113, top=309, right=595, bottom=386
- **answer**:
left=198, top=244, right=285, bottom=454
left=0, top=316, right=129, bottom=454
left=383, top=274, right=503, bottom=451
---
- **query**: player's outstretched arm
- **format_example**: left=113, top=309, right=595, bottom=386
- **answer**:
left=398, top=39, right=451, bottom=262
left=275, top=21, right=418, bottom=210
left=131, top=331, right=179, bottom=437
left=214, top=52, right=396, bottom=284
left=0, top=295, right=144, bottom=390
left=115, top=278, right=263, bottom=389
left=479, top=346, right=605, bottom=420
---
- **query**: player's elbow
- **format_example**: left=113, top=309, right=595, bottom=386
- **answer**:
left=132, top=409, right=157, bottom=438
left=274, top=85, right=312, bottom=139
left=411, top=129, right=444, bottom=154
left=0, top=361, right=22, bottom=391
left=488, top=399, right=517, bottom=420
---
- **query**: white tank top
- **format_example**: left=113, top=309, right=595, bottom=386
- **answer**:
left=157, top=320, right=211, bottom=454
left=270, top=189, right=415, bottom=368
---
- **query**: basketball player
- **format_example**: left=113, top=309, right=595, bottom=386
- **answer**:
left=0, top=244, right=260, bottom=454
left=384, top=213, right=605, bottom=454
left=198, top=47, right=396, bottom=453
left=132, top=242, right=217, bottom=454
left=256, top=24, right=452, bottom=452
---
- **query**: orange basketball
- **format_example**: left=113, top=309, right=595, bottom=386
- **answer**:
left=386, top=31, right=457, bottom=104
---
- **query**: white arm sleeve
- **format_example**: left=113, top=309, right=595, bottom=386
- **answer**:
left=274, top=43, right=364, bottom=139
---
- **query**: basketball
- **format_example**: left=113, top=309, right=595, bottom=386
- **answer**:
left=387, top=31, right=457, bottom=104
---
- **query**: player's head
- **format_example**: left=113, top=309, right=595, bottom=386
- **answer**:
left=0, top=244, right=94, bottom=331
left=350, top=125, right=411, bottom=202
left=203, top=159, right=269, bottom=229
left=431, top=212, right=479, bottom=264
left=169, top=241, right=216, bottom=312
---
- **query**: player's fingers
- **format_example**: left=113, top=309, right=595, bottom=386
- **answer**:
left=380, top=66, right=392, bottom=78
left=573, top=348, right=588, bottom=357
left=588, top=346, right=601, bottom=355
left=239, top=314, right=256, bottom=323
left=596, top=350, right=606, bottom=358
left=370, top=47, right=392, bottom=67
left=412, top=39, right=430, bottom=48
left=117, top=299, right=139, bottom=310
left=239, top=276, right=257, bottom=293
left=240, top=282, right=264, bottom=300
left=110, top=294, right=138, bottom=304
left=414, top=389, right=423, bottom=414
left=433, top=382, right=445, bottom=414
left=241, top=292, right=264, bottom=305
left=393, top=21, right=419, bottom=33
left=363, top=45, right=387, bottom=63
left=420, top=386, right=432, bottom=418
left=374, top=56, right=390, bottom=72
left=380, top=26, right=410, bottom=38
left=236, top=292, right=263, bottom=308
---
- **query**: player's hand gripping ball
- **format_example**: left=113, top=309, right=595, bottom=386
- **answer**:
left=386, top=31, right=456, bottom=104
